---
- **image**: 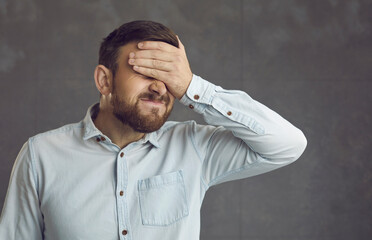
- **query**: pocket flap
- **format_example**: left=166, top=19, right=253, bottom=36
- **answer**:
left=138, top=170, right=184, bottom=190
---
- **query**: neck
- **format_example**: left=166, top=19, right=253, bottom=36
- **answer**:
left=93, top=102, right=145, bottom=149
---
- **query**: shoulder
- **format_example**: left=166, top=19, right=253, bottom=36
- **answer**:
left=28, top=121, right=84, bottom=144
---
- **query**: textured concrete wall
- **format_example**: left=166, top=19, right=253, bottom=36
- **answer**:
left=1, top=0, right=371, bottom=239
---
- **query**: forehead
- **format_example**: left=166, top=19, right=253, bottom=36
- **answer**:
left=117, top=42, right=139, bottom=60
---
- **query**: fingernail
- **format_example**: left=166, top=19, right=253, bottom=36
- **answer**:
left=129, top=52, right=135, bottom=58
left=129, top=59, right=135, bottom=64
left=138, top=42, right=143, bottom=48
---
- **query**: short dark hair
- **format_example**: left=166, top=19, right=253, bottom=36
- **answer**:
left=99, top=20, right=179, bottom=78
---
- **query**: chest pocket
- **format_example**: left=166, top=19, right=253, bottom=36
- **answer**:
left=138, top=170, right=189, bottom=226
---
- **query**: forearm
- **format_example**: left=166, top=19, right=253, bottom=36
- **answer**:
left=180, top=74, right=307, bottom=163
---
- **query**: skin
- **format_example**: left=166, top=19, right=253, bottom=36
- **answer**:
left=93, top=37, right=193, bottom=149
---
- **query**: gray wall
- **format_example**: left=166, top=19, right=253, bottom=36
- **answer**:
left=1, top=0, right=371, bottom=239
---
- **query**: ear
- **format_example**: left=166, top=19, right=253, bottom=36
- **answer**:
left=94, top=65, right=113, bottom=96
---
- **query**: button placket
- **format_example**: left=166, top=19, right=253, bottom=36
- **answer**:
left=117, top=150, right=130, bottom=239
left=118, top=152, right=125, bottom=199
left=116, top=150, right=128, bottom=239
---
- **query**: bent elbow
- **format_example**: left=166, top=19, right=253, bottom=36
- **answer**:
left=290, top=129, right=307, bottom=162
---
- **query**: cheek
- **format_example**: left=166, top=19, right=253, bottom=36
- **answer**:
left=115, top=84, right=144, bottom=103
left=115, top=71, right=145, bottom=92
left=167, top=98, right=175, bottom=110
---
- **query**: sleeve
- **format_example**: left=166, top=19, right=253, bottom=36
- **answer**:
left=0, top=140, right=44, bottom=239
left=180, top=74, right=307, bottom=187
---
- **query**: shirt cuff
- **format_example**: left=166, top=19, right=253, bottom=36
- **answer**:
left=180, top=74, right=216, bottom=114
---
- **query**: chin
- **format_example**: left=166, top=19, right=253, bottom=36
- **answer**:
left=134, top=122, right=165, bottom=133
left=131, top=113, right=169, bottom=133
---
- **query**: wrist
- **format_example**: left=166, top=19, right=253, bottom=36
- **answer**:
left=177, top=73, right=193, bottom=99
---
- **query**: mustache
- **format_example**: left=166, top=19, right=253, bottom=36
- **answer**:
left=138, top=92, right=170, bottom=104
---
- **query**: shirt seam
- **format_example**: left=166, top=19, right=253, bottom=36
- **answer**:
left=28, top=138, right=39, bottom=196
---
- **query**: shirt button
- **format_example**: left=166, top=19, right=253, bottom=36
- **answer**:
left=227, top=111, right=232, bottom=116
left=120, top=152, right=124, bottom=157
left=100, top=136, right=106, bottom=141
left=189, top=104, right=194, bottom=109
left=120, top=191, right=124, bottom=196
left=193, top=94, right=200, bottom=100
left=122, top=230, right=128, bottom=235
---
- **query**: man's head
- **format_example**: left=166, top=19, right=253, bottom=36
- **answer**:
left=99, top=20, right=179, bottom=79
left=94, top=20, right=178, bottom=133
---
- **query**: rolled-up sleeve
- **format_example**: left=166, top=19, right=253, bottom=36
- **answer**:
left=180, top=74, right=307, bottom=187
left=0, top=140, right=44, bottom=239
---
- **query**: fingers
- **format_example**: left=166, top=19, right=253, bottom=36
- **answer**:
left=131, top=37, right=186, bottom=63
left=129, top=58, right=172, bottom=72
left=128, top=36, right=190, bottom=90
left=132, top=65, right=168, bottom=82
left=138, top=41, right=178, bottom=52
left=130, top=50, right=174, bottom=62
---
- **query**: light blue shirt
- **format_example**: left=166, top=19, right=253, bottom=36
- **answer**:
left=0, top=74, right=307, bottom=240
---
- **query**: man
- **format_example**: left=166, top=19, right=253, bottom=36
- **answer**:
left=0, top=20, right=307, bottom=240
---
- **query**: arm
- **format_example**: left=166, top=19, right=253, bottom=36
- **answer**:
left=179, top=74, right=307, bottom=186
left=128, top=37, right=307, bottom=186
left=0, top=141, right=44, bottom=239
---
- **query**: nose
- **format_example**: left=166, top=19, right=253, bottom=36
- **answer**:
left=149, top=80, right=167, bottom=96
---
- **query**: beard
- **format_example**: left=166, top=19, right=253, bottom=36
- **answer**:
left=111, top=90, right=173, bottom=133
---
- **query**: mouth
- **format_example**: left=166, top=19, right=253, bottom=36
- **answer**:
left=140, top=98, right=165, bottom=106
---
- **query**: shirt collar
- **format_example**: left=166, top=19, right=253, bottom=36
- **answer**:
left=82, top=103, right=101, bottom=140
left=82, top=103, right=160, bottom=148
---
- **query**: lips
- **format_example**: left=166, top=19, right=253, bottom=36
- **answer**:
left=140, top=98, right=165, bottom=105
left=138, top=92, right=170, bottom=105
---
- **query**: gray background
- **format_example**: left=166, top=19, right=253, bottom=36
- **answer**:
left=1, top=0, right=371, bottom=239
